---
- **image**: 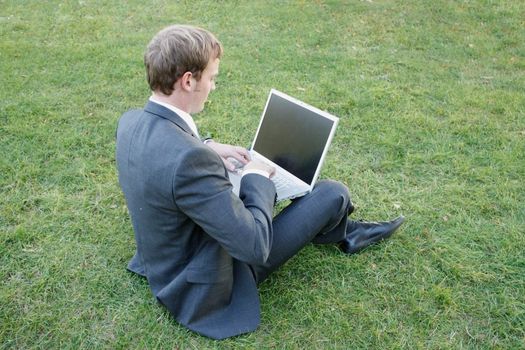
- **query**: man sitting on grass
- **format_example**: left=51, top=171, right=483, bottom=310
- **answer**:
left=116, top=24, right=404, bottom=340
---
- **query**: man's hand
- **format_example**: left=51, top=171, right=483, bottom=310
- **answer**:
left=206, top=141, right=251, bottom=171
left=244, top=160, right=276, bottom=178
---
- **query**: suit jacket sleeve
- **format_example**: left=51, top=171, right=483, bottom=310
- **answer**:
left=173, top=146, right=276, bottom=265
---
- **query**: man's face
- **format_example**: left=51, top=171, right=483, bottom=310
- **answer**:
left=190, top=57, right=220, bottom=114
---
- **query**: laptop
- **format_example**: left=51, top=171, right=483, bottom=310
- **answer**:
left=228, top=89, right=339, bottom=201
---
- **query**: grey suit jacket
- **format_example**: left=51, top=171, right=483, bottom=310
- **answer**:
left=116, top=101, right=276, bottom=339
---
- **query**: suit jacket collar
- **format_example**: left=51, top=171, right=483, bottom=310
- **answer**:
left=144, top=100, right=197, bottom=138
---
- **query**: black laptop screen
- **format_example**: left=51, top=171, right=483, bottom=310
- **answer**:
left=252, top=93, right=335, bottom=184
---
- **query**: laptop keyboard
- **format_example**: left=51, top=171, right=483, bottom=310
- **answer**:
left=272, top=172, right=293, bottom=191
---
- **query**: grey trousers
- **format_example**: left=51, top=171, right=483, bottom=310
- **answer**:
left=251, top=180, right=354, bottom=284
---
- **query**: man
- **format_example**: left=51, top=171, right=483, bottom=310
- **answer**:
left=116, top=25, right=404, bottom=340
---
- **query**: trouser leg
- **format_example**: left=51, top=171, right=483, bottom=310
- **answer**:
left=251, top=180, right=354, bottom=284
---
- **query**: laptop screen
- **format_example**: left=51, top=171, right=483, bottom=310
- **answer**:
left=252, top=92, right=336, bottom=184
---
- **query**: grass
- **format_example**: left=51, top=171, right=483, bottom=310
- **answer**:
left=1, top=0, right=524, bottom=348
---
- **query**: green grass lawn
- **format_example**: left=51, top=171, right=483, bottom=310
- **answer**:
left=1, top=0, right=524, bottom=348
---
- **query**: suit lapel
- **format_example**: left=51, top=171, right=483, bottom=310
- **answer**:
left=144, top=101, right=197, bottom=138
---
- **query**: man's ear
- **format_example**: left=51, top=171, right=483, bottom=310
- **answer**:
left=179, top=71, right=194, bottom=92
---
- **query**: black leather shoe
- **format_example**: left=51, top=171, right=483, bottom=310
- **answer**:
left=340, top=216, right=405, bottom=254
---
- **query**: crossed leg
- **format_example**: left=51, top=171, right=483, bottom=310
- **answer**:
left=251, top=180, right=354, bottom=284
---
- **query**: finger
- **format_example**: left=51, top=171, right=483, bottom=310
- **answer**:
left=235, top=147, right=250, bottom=164
left=268, top=166, right=276, bottom=178
left=236, top=146, right=250, bottom=156
left=222, top=157, right=236, bottom=171
left=232, top=148, right=251, bottom=164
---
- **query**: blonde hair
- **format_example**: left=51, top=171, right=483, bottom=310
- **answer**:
left=144, top=25, right=223, bottom=95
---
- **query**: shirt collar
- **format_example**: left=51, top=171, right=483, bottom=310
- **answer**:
left=149, top=96, right=200, bottom=138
